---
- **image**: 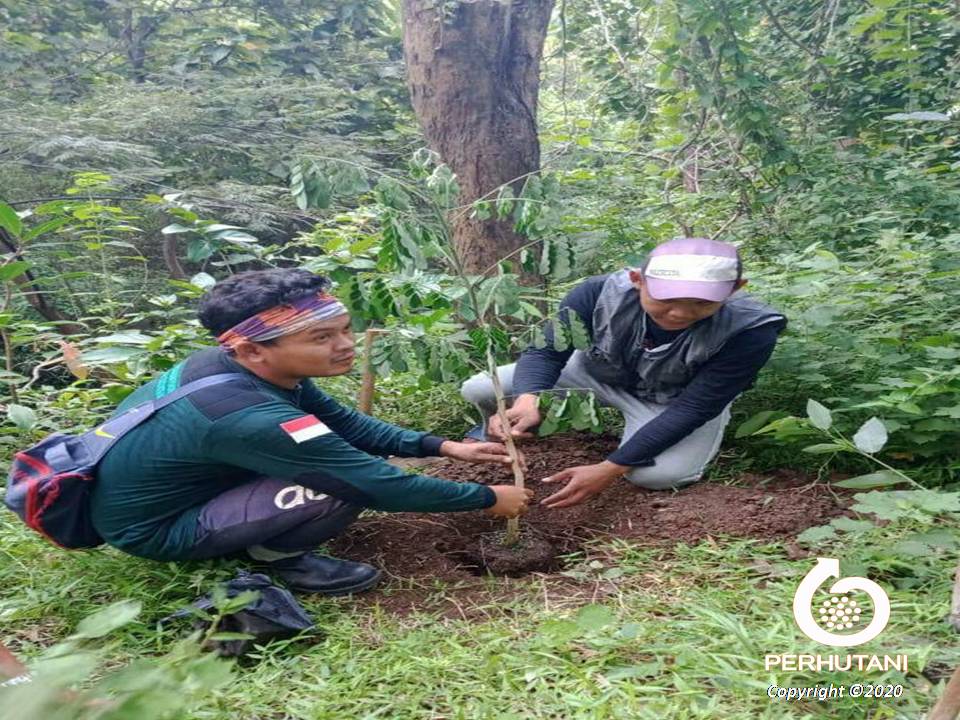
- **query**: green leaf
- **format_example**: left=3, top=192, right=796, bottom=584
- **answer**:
left=924, top=346, right=960, bottom=360
left=884, top=111, right=951, bottom=122
left=735, top=410, right=776, bottom=438
left=852, top=417, right=887, bottom=454
left=95, top=332, right=154, bottom=345
left=833, top=470, right=907, bottom=489
left=829, top=517, right=875, bottom=533
left=806, top=399, right=832, bottom=430
left=495, top=184, right=515, bottom=219
left=850, top=491, right=908, bottom=521
left=82, top=346, right=146, bottom=364
left=892, top=540, right=930, bottom=558
left=567, top=313, right=590, bottom=350
left=209, top=632, right=255, bottom=642
left=190, top=272, right=216, bottom=289
left=796, top=525, right=837, bottom=544
left=911, top=530, right=958, bottom=550
left=0, top=261, right=32, bottom=282
left=538, top=239, right=553, bottom=276
left=802, top=443, right=846, bottom=455
left=575, top=604, right=615, bottom=632
left=0, top=202, right=22, bottom=236
left=393, top=220, right=426, bottom=269
left=7, top=404, right=36, bottom=431
left=161, top=223, right=194, bottom=234
left=24, top=217, right=70, bottom=241
left=216, top=230, right=257, bottom=243
left=531, top=326, right=547, bottom=350
left=603, top=662, right=664, bottom=682
left=187, top=238, right=217, bottom=263
left=73, top=600, right=141, bottom=639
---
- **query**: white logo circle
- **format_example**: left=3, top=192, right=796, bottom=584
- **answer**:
left=792, top=557, right=890, bottom=647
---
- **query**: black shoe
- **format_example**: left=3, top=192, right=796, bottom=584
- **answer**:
left=266, top=553, right=382, bottom=596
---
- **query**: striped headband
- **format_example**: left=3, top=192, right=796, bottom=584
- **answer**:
left=217, top=291, right=348, bottom=352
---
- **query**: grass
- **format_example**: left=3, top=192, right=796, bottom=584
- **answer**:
left=1, top=374, right=956, bottom=718
left=1, top=508, right=956, bottom=719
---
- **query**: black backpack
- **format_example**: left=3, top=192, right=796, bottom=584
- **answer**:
left=3, top=368, right=243, bottom=549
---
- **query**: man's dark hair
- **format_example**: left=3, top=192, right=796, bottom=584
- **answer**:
left=198, top=269, right=331, bottom=337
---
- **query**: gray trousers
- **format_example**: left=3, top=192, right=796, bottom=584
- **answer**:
left=460, top=351, right=730, bottom=490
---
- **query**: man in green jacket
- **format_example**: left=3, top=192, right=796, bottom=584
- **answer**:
left=90, top=269, right=530, bottom=595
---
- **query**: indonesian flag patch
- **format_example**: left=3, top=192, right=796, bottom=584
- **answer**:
left=280, top=414, right=332, bottom=444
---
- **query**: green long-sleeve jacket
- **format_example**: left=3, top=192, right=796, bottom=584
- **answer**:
left=89, top=348, right=494, bottom=560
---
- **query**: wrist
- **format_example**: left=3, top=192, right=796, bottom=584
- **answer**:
left=597, top=460, right=629, bottom=480
left=439, top=440, right=458, bottom=458
left=512, top=393, right=539, bottom=410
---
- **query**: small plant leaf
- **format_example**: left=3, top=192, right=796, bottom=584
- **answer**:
left=575, top=604, right=615, bottom=631
left=802, top=442, right=846, bottom=455
left=852, top=416, right=887, bottom=454
left=7, top=403, right=37, bottom=431
left=190, top=272, right=217, bottom=289
left=833, top=470, right=906, bottom=489
left=806, top=399, right=832, bottom=430
left=796, top=525, right=837, bottom=544
left=0, top=261, right=32, bottom=282
left=829, top=517, right=875, bottom=533
left=735, top=410, right=776, bottom=438
left=73, top=600, right=142, bottom=639
left=0, top=202, right=22, bottom=236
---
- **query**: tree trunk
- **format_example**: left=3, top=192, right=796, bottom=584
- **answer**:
left=402, top=0, right=554, bottom=279
left=162, top=234, right=186, bottom=280
left=121, top=8, right=156, bottom=84
left=0, top=229, right=83, bottom=335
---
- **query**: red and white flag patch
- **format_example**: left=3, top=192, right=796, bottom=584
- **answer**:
left=280, top=415, right=332, bottom=444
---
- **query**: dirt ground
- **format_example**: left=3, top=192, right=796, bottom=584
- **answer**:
left=330, top=434, right=849, bottom=613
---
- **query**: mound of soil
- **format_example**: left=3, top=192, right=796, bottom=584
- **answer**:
left=330, top=434, right=848, bottom=586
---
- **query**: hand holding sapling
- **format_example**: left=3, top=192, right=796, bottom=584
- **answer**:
left=487, top=393, right=541, bottom=440
left=486, top=486, right=534, bottom=519
left=440, top=440, right=527, bottom=471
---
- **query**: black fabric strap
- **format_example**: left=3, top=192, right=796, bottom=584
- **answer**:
left=84, top=373, right=246, bottom=464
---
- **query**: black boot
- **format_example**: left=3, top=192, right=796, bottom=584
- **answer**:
left=265, top=553, right=382, bottom=595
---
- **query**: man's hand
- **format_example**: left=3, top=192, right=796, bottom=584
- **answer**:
left=440, top=440, right=527, bottom=471
left=540, top=461, right=628, bottom=509
left=486, top=485, right=534, bottom=518
left=487, top=393, right=541, bottom=440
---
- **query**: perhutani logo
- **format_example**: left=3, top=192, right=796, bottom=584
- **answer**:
left=765, top=558, right=907, bottom=673
left=793, top=557, right=890, bottom=647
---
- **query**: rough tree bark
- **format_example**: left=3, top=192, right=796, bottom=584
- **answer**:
left=401, top=0, right=555, bottom=279
left=0, top=228, right=83, bottom=335
left=121, top=8, right=158, bottom=84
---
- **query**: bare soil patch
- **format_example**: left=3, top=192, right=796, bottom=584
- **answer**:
left=330, top=434, right=847, bottom=609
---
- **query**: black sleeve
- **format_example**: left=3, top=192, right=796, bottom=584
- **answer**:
left=512, top=275, right=607, bottom=397
left=607, top=322, right=781, bottom=466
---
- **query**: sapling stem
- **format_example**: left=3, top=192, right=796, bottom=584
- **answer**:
left=486, top=345, right=525, bottom=546
left=358, top=328, right=387, bottom=415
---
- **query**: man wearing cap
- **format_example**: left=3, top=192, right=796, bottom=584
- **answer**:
left=460, top=238, right=786, bottom=509
left=90, top=269, right=531, bottom=595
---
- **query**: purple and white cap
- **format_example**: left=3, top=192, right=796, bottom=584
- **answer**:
left=643, top=237, right=740, bottom=302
